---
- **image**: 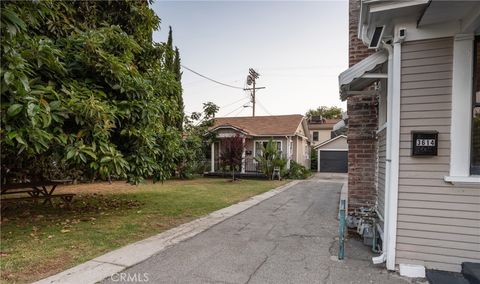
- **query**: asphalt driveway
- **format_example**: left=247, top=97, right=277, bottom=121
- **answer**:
left=103, top=175, right=413, bottom=284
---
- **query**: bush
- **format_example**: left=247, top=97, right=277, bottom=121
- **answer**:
left=288, top=161, right=312, bottom=179
left=310, top=149, right=318, bottom=171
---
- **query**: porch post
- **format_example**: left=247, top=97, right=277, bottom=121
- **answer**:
left=241, top=137, right=246, bottom=173
left=286, top=137, right=291, bottom=169
left=210, top=142, right=215, bottom=173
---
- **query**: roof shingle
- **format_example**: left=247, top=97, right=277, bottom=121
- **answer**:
left=211, top=114, right=304, bottom=136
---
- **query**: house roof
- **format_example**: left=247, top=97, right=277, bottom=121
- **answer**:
left=211, top=114, right=305, bottom=136
left=313, top=135, right=347, bottom=149
left=308, top=118, right=342, bottom=130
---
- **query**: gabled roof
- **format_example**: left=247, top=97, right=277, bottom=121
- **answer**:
left=211, top=114, right=305, bottom=136
left=313, top=135, right=347, bottom=149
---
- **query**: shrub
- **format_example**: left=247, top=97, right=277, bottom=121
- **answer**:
left=255, top=139, right=287, bottom=180
left=288, top=161, right=312, bottom=179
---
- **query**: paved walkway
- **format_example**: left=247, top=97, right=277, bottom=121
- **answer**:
left=103, top=175, right=414, bottom=284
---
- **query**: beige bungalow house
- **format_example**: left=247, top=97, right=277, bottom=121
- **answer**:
left=207, top=115, right=310, bottom=174
left=341, top=0, right=480, bottom=279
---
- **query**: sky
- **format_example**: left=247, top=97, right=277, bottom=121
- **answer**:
left=151, top=1, right=348, bottom=117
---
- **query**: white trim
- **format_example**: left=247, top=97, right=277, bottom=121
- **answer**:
left=210, top=125, right=249, bottom=136
left=361, top=73, right=388, bottom=79
left=313, top=135, right=347, bottom=149
left=450, top=34, right=474, bottom=177
left=210, top=143, right=215, bottom=173
left=444, top=175, right=480, bottom=185
left=386, top=41, right=401, bottom=271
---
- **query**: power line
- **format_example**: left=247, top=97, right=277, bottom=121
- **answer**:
left=181, top=65, right=244, bottom=90
left=222, top=104, right=246, bottom=117
left=256, top=99, right=272, bottom=116
left=220, top=96, right=250, bottom=109
left=233, top=106, right=245, bottom=117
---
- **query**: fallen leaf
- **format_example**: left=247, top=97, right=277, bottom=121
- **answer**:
left=60, top=229, right=71, bottom=233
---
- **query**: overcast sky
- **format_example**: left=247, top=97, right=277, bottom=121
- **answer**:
left=152, top=1, right=348, bottom=117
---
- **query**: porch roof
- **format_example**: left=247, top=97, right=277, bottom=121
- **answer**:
left=338, top=50, right=388, bottom=101
left=211, top=114, right=304, bottom=136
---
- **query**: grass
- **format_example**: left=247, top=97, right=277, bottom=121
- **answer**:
left=0, top=178, right=288, bottom=283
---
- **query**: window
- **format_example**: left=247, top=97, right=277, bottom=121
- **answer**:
left=255, top=141, right=282, bottom=157
left=472, top=36, right=480, bottom=175
left=313, top=131, right=319, bottom=142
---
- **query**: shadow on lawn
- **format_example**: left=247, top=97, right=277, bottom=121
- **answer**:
left=1, top=194, right=144, bottom=224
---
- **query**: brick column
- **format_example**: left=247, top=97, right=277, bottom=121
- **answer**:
left=347, top=95, right=378, bottom=213
left=347, top=0, right=378, bottom=214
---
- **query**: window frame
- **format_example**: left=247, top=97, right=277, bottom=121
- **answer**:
left=253, top=140, right=283, bottom=158
left=313, top=131, right=319, bottom=142
left=471, top=36, right=480, bottom=175
left=445, top=34, right=480, bottom=184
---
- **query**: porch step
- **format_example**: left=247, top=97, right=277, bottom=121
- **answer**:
left=462, top=262, right=480, bottom=284
left=426, top=270, right=469, bottom=284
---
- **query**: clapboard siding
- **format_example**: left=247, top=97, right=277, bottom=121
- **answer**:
left=376, top=128, right=387, bottom=223
left=396, top=37, right=480, bottom=272
left=397, top=236, right=479, bottom=251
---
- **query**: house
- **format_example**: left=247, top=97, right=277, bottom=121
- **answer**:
left=207, top=115, right=311, bottom=175
left=313, top=135, right=348, bottom=173
left=307, top=117, right=341, bottom=146
left=341, top=0, right=480, bottom=277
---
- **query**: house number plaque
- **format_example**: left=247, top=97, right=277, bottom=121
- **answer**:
left=411, top=131, right=438, bottom=156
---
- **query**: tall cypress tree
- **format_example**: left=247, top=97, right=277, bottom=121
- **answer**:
left=165, top=26, right=174, bottom=70
left=174, top=46, right=184, bottom=130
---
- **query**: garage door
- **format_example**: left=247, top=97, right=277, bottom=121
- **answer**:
left=319, top=151, right=348, bottom=173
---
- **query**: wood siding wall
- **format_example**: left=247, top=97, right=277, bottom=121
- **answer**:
left=376, top=128, right=387, bottom=226
left=396, top=37, right=480, bottom=272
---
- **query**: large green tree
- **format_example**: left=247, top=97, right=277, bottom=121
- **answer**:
left=1, top=0, right=184, bottom=184
left=305, top=106, right=343, bottom=119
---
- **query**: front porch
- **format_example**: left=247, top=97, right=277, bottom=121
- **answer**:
left=203, top=157, right=266, bottom=179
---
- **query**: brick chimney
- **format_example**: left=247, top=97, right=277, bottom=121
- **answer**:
left=347, top=0, right=378, bottom=214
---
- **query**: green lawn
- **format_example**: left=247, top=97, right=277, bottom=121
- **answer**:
left=0, top=178, right=288, bottom=284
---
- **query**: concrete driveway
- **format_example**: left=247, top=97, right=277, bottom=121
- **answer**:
left=103, top=174, right=412, bottom=284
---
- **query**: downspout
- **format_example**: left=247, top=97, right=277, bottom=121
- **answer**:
left=372, top=42, right=393, bottom=265
left=386, top=39, right=401, bottom=271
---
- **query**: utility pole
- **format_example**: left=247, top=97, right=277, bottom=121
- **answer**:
left=244, top=68, right=265, bottom=117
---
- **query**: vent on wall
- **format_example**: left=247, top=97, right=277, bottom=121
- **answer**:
left=369, top=26, right=385, bottom=49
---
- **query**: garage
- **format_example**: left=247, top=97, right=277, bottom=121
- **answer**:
left=314, top=135, right=348, bottom=173
left=319, top=150, right=348, bottom=173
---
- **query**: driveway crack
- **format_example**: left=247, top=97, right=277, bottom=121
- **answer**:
left=245, top=243, right=278, bottom=284
left=301, top=202, right=315, bottom=216
left=245, top=255, right=269, bottom=284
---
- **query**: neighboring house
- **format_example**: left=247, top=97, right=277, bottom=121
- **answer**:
left=307, top=117, right=341, bottom=146
left=313, top=135, right=348, bottom=173
left=341, top=0, right=480, bottom=277
left=207, top=115, right=311, bottom=174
